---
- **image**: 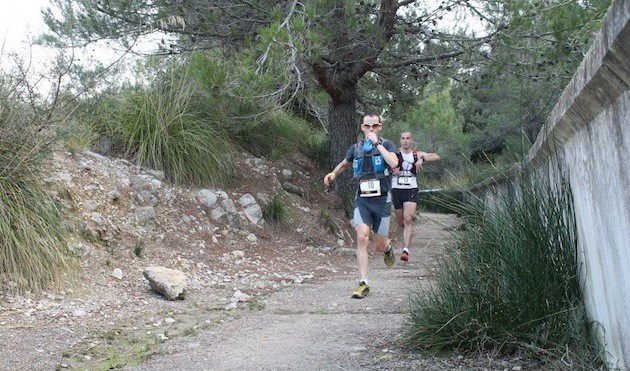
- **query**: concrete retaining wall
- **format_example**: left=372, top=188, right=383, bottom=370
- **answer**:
left=468, top=1, right=630, bottom=367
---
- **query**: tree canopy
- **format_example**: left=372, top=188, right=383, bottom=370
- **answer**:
left=41, top=0, right=611, bottom=190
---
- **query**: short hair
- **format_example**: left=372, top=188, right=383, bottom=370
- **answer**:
left=363, top=112, right=381, bottom=123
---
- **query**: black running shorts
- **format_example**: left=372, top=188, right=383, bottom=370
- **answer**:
left=391, top=188, right=418, bottom=210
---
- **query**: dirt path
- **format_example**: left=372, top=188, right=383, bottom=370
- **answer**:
left=129, top=213, right=460, bottom=370
left=2, top=212, right=538, bottom=370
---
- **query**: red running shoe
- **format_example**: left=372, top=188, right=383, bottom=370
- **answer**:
left=400, top=251, right=409, bottom=261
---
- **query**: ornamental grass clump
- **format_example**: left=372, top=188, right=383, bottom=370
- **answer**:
left=97, top=65, right=236, bottom=187
left=0, top=98, right=73, bottom=294
left=263, top=194, right=288, bottom=225
left=404, top=173, right=605, bottom=368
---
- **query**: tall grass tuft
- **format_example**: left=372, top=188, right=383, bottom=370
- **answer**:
left=0, top=100, right=73, bottom=294
left=403, top=172, right=605, bottom=368
left=262, top=194, right=288, bottom=225
left=96, top=65, right=237, bottom=187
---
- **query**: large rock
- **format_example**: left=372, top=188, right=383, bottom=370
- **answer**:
left=143, top=266, right=188, bottom=300
left=238, top=193, right=264, bottom=226
left=198, top=189, right=218, bottom=208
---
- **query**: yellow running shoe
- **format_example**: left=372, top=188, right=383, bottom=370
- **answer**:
left=384, top=246, right=395, bottom=267
left=351, top=282, right=370, bottom=299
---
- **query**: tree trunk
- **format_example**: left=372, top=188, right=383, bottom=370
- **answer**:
left=311, top=1, right=398, bottom=196
left=327, top=84, right=359, bottom=196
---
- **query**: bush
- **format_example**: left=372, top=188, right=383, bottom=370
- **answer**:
left=262, top=194, right=288, bottom=225
left=187, top=52, right=324, bottom=161
left=93, top=65, right=237, bottom=187
left=416, top=189, right=464, bottom=214
left=403, top=172, right=605, bottom=368
left=0, top=99, right=73, bottom=294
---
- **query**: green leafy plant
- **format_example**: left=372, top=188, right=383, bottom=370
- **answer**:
left=403, top=172, right=605, bottom=368
left=262, top=194, right=288, bottom=225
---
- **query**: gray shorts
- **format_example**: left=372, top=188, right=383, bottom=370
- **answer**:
left=352, top=191, right=392, bottom=236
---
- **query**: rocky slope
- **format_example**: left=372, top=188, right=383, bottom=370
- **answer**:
left=1, top=149, right=357, bottom=370
left=0, top=149, right=542, bottom=370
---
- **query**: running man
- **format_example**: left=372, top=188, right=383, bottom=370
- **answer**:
left=324, top=113, right=398, bottom=299
left=391, top=131, right=441, bottom=262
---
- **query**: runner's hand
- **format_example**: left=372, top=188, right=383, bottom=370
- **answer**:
left=415, top=159, right=424, bottom=172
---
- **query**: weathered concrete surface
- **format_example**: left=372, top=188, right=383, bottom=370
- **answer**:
left=469, top=0, right=630, bottom=368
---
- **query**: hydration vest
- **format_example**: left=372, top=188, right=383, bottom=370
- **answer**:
left=352, top=140, right=389, bottom=179
left=396, top=149, right=418, bottom=175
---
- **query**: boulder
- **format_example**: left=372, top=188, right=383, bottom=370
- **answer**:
left=143, top=266, right=188, bottom=300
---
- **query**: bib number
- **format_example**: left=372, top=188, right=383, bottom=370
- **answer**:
left=359, top=179, right=381, bottom=197
left=398, top=176, right=412, bottom=186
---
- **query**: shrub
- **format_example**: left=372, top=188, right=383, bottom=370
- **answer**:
left=187, top=52, right=324, bottom=161
left=94, top=64, right=237, bottom=187
left=262, top=194, right=288, bottom=225
left=403, top=172, right=604, bottom=368
left=0, top=100, right=73, bottom=294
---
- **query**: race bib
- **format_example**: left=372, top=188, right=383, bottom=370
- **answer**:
left=398, top=176, right=412, bottom=186
left=359, top=179, right=381, bottom=197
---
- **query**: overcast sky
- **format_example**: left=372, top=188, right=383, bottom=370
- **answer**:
left=0, top=0, right=49, bottom=56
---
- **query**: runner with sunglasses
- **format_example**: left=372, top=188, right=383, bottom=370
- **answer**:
left=324, top=113, right=398, bottom=299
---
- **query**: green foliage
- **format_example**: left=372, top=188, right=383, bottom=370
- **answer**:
left=416, top=189, right=464, bottom=214
left=133, top=241, right=145, bottom=258
left=403, top=172, right=604, bottom=367
left=341, top=193, right=355, bottom=220
left=92, top=61, right=237, bottom=187
left=57, top=119, right=95, bottom=153
left=263, top=194, right=288, bottom=225
left=0, top=97, right=73, bottom=294
left=186, top=52, right=321, bottom=160
left=452, top=0, right=611, bottom=165
left=40, top=0, right=613, bottom=193
left=384, top=87, right=469, bottom=183
left=301, top=129, right=329, bottom=164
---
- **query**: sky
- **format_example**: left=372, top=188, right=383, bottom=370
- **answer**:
left=0, top=0, right=49, bottom=56
left=0, top=0, right=137, bottom=97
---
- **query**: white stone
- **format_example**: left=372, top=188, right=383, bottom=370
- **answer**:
left=231, top=250, right=245, bottom=259
left=281, top=169, right=292, bottom=180
left=198, top=189, right=218, bottom=207
left=143, top=266, right=188, bottom=300
left=58, top=172, right=72, bottom=183
left=111, top=268, right=123, bottom=280
left=135, top=207, right=156, bottom=222
left=233, top=290, right=251, bottom=302
left=91, top=212, right=106, bottom=227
